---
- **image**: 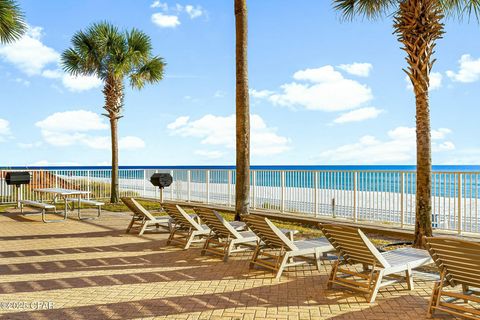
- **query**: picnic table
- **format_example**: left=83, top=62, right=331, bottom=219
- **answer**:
left=34, top=188, right=90, bottom=222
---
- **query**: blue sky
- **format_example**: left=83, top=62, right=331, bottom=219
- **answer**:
left=0, top=0, right=479, bottom=166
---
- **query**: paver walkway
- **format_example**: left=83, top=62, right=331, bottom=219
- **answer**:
left=0, top=208, right=455, bottom=319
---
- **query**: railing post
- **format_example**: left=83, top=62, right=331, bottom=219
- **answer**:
left=314, top=171, right=318, bottom=217
left=206, top=170, right=210, bottom=204
left=154, top=170, right=158, bottom=199
left=87, top=170, right=91, bottom=200
left=281, top=171, right=285, bottom=213
left=353, top=171, right=358, bottom=222
left=142, top=170, right=146, bottom=198
left=252, top=170, right=256, bottom=209
left=227, top=170, right=232, bottom=207
left=55, top=170, right=58, bottom=189
left=170, top=170, right=174, bottom=200
left=458, top=173, right=462, bottom=234
left=400, top=172, right=405, bottom=228
left=187, top=170, right=191, bottom=202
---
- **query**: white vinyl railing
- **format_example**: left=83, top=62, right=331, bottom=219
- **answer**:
left=1, top=167, right=479, bottom=234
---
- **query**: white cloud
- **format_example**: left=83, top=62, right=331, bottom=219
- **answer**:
left=185, top=5, right=204, bottom=19
left=167, top=116, right=190, bottom=130
left=151, top=0, right=168, bottom=10
left=251, top=65, right=373, bottom=112
left=167, top=114, right=291, bottom=156
left=405, top=72, right=442, bottom=91
left=119, top=136, right=146, bottom=150
left=0, top=119, right=11, bottom=142
left=35, top=110, right=144, bottom=150
left=214, top=90, right=225, bottom=98
left=18, top=141, right=42, bottom=149
left=447, top=54, right=480, bottom=83
left=62, top=74, right=102, bottom=92
left=317, top=126, right=454, bottom=164
left=338, top=63, right=373, bottom=77
left=14, top=78, right=30, bottom=86
left=249, top=89, right=275, bottom=99
left=194, top=150, right=223, bottom=159
left=30, top=160, right=80, bottom=166
left=0, top=25, right=101, bottom=92
left=36, top=110, right=108, bottom=133
left=152, top=13, right=180, bottom=28
left=333, top=107, right=383, bottom=124
left=0, top=26, right=59, bottom=76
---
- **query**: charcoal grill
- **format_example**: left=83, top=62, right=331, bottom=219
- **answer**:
left=150, top=173, right=173, bottom=202
left=5, top=172, right=31, bottom=207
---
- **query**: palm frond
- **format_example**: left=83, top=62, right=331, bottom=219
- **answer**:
left=332, top=0, right=397, bottom=20
left=127, top=28, right=152, bottom=65
left=129, top=57, right=165, bottom=89
left=0, top=0, right=25, bottom=44
left=440, top=0, right=480, bottom=21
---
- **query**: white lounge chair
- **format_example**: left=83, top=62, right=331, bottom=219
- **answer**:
left=425, top=236, right=480, bottom=319
left=122, top=197, right=171, bottom=235
left=243, top=215, right=334, bottom=280
left=320, top=224, right=433, bottom=303
left=193, top=207, right=258, bottom=261
left=162, top=203, right=211, bottom=249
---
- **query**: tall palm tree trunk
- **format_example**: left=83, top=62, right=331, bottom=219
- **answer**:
left=394, top=0, right=444, bottom=248
left=110, top=117, right=119, bottom=203
left=234, top=0, right=250, bottom=221
left=103, top=77, right=124, bottom=204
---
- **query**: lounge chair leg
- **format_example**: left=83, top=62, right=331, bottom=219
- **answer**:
left=368, top=270, right=384, bottom=303
left=223, top=241, right=235, bottom=262
left=167, top=228, right=176, bottom=245
left=462, top=284, right=469, bottom=303
left=139, top=223, right=148, bottom=236
left=427, top=280, right=442, bottom=318
left=126, top=218, right=135, bottom=233
left=201, top=237, right=210, bottom=256
left=406, top=266, right=414, bottom=290
left=250, top=245, right=260, bottom=269
left=328, top=260, right=340, bottom=289
left=275, top=254, right=289, bottom=280
left=314, top=249, right=322, bottom=272
left=184, top=232, right=195, bottom=249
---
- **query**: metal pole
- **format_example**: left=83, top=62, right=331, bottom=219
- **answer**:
left=458, top=174, right=462, bottom=234
left=314, top=171, right=318, bottom=217
left=143, top=170, right=146, bottom=198
left=353, top=172, right=357, bottom=222
left=252, top=170, right=256, bottom=209
left=227, top=170, right=232, bottom=207
left=400, top=172, right=404, bottom=228
left=170, top=170, right=174, bottom=200
left=281, top=171, right=285, bottom=213
left=187, top=170, right=191, bottom=202
left=206, top=170, right=210, bottom=204
left=87, top=170, right=91, bottom=200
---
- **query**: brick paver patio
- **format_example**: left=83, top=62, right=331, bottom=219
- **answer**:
left=0, top=208, right=454, bottom=319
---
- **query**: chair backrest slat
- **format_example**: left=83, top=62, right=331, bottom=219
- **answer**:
left=321, top=224, right=389, bottom=268
left=121, top=197, right=157, bottom=221
left=194, top=207, right=242, bottom=239
left=162, top=203, right=204, bottom=231
left=426, top=237, right=480, bottom=288
left=243, top=215, right=297, bottom=251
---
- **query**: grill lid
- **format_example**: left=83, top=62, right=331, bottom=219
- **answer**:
left=150, top=173, right=173, bottom=188
left=5, top=172, right=31, bottom=186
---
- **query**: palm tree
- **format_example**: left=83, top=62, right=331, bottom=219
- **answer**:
left=0, top=0, right=26, bottom=44
left=62, top=22, right=165, bottom=203
left=234, top=0, right=250, bottom=221
left=333, top=0, right=479, bottom=247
